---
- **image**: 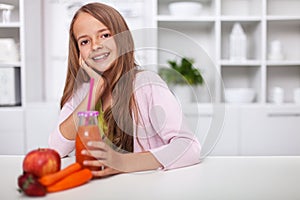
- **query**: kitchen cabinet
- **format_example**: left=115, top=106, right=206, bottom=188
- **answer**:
left=154, top=0, right=300, bottom=156
left=0, top=0, right=22, bottom=107
left=183, top=104, right=239, bottom=156
left=25, top=102, right=60, bottom=152
left=211, top=105, right=240, bottom=155
left=0, top=108, right=24, bottom=154
left=185, top=104, right=300, bottom=156
left=0, top=0, right=42, bottom=154
left=0, top=0, right=43, bottom=106
left=241, top=105, right=300, bottom=155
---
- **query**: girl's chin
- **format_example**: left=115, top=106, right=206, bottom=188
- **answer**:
left=88, top=61, right=110, bottom=73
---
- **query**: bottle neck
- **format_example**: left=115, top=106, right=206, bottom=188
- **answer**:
left=78, top=116, right=98, bottom=126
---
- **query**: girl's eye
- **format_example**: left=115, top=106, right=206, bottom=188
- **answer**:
left=79, top=40, right=89, bottom=46
left=101, top=33, right=111, bottom=38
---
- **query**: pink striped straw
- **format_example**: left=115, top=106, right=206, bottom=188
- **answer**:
left=87, top=78, right=94, bottom=111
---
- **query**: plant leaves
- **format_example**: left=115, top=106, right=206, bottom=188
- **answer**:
left=161, top=57, right=203, bottom=85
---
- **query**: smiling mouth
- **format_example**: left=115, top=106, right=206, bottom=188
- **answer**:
left=92, top=52, right=110, bottom=61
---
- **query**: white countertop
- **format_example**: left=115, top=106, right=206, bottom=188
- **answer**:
left=1, top=155, right=300, bottom=200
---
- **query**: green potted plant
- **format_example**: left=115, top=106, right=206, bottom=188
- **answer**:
left=159, top=57, right=204, bottom=102
left=159, top=57, right=203, bottom=85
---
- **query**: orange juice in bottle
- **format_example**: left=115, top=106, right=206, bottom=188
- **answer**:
left=75, top=111, right=102, bottom=171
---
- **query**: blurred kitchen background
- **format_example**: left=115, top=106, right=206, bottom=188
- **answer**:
left=0, top=0, right=299, bottom=156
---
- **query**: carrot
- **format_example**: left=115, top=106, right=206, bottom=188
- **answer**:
left=46, top=169, right=93, bottom=193
left=39, top=162, right=82, bottom=186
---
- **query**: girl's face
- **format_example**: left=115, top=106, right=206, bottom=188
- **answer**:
left=73, top=12, right=117, bottom=73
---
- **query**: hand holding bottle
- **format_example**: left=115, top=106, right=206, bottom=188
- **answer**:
left=81, top=141, right=124, bottom=177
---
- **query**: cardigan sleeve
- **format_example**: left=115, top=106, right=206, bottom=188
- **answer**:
left=48, top=83, right=89, bottom=157
left=134, top=71, right=201, bottom=170
left=48, top=101, right=76, bottom=157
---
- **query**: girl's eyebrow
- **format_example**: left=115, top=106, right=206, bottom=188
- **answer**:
left=76, top=28, right=110, bottom=41
left=97, top=28, right=110, bottom=35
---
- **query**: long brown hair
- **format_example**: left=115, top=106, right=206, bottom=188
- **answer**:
left=61, top=3, right=138, bottom=152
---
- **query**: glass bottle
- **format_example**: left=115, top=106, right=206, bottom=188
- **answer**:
left=75, top=111, right=102, bottom=171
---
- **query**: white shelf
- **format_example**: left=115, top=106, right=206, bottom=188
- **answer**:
left=155, top=0, right=299, bottom=105
left=0, top=0, right=43, bottom=154
left=0, top=62, right=21, bottom=67
left=220, top=16, right=261, bottom=22
left=0, top=1, right=22, bottom=109
left=266, top=16, right=300, bottom=21
left=266, top=60, right=300, bottom=66
left=221, top=60, right=261, bottom=66
left=157, top=15, right=215, bottom=22
left=0, top=106, right=23, bottom=111
left=0, top=22, right=21, bottom=28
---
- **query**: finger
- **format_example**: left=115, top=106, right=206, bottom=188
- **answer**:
left=83, top=159, right=107, bottom=172
left=87, top=141, right=108, bottom=151
left=79, top=54, right=88, bottom=70
left=82, top=149, right=107, bottom=160
left=81, top=59, right=90, bottom=72
left=91, top=167, right=121, bottom=177
left=79, top=54, right=83, bottom=66
left=79, top=54, right=92, bottom=72
left=83, top=159, right=104, bottom=167
left=81, top=150, right=107, bottom=160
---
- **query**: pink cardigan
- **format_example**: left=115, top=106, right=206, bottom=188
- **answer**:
left=49, top=71, right=201, bottom=170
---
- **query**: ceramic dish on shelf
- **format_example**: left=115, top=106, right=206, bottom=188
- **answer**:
left=225, top=88, right=256, bottom=103
left=168, top=1, right=203, bottom=16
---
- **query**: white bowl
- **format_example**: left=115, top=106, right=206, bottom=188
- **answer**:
left=168, top=2, right=203, bottom=16
left=225, top=88, right=256, bottom=103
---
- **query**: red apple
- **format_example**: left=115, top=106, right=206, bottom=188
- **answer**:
left=23, top=148, right=61, bottom=177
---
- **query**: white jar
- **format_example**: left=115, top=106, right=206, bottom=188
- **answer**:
left=0, top=3, right=14, bottom=23
left=269, top=87, right=284, bottom=104
left=293, top=88, right=300, bottom=104
left=229, top=23, right=247, bottom=61
left=268, top=40, right=284, bottom=60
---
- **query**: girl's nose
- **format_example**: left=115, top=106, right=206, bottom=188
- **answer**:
left=92, top=40, right=103, bottom=50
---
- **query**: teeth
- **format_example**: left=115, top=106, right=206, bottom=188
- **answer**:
left=93, top=53, right=109, bottom=60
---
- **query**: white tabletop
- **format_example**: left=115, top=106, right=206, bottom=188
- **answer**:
left=1, top=155, right=300, bottom=200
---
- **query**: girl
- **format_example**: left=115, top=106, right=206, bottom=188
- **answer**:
left=49, top=2, right=200, bottom=177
